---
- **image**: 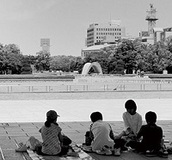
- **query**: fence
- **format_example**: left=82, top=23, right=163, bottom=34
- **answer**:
left=1, top=79, right=172, bottom=93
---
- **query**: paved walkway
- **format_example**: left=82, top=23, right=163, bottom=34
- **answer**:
left=0, top=94, right=171, bottom=159
left=0, top=99, right=172, bottom=122
left=0, top=121, right=172, bottom=160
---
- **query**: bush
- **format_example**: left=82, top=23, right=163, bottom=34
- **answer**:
left=21, top=62, right=32, bottom=74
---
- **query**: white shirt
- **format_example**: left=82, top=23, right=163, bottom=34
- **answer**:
left=123, top=112, right=142, bottom=135
left=91, top=120, right=114, bottom=151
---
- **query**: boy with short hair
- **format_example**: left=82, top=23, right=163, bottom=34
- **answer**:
left=90, top=112, right=114, bottom=153
left=129, top=111, right=168, bottom=157
left=89, top=111, right=121, bottom=156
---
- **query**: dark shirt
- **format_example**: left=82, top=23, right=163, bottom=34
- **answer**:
left=137, top=123, right=162, bottom=151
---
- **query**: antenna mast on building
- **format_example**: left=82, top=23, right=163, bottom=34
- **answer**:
left=146, top=4, right=158, bottom=35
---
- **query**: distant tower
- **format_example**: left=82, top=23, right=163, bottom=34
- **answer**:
left=146, top=4, right=158, bottom=35
left=40, top=38, right=50, bottom=53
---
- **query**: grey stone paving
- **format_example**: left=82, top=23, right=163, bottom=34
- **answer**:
left=0, top=121, right=172, bottom=160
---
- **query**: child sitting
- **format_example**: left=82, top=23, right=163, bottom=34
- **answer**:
left=16, top=110, right=76, bottom=156
left=115, top=99, right=142, bottom=149
left=128, top=111, right=168, bottom=157
left=84, top=111, right=121, bottom=156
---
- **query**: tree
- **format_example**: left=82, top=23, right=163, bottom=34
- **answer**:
left=21, top=56, right=32, bottom=74
left=0, top=43, right=6, bottom=74
left=35, top=51, right=50, bottom=71
left=110, top=39, right=137, bottom=74
left=145, top=42, right=172, bottom=73
left=49, top=55, right=71, bottom=72
left=134, top=41, right=150, bottom=72
left=68, top=56, right=84, bottom=73
left=49, top=55, right=84, bottom=73
left=74, top=57, right=84, bottom=73
left=84, top=51, right=110, bottom=74
left=3, top=44, right=23, bottom=74
left=165, top=36, right=172, bottom=53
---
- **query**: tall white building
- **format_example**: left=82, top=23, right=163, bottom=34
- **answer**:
left=40, top=38, right=50, bottom=53
left=86, top=20, right=126, bottom=47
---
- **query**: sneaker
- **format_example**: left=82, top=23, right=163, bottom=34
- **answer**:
left=114, top=148, right=121, bottom=156
left=82, top=145, right=92, bottom=152
left=158, top=149, right=168, bottom=158
left=67, top=149, right=79, bottom=157
left=167, top=147, right=172, bottom=154
left=15, top=143, right=27, bottom=152
left=96, top=146, right=112, bottom=155
left=145, top=150, right=157, bottom=157
left=121, top=146, right=128, bottom=152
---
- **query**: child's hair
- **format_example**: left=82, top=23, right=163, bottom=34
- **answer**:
left=145, top=111, right=157, bottom=124
left=125, top=99, right=137, bottom=111
left=45, top=110, right=59, bottom=127
left=90, top=111, right=103, bottom=122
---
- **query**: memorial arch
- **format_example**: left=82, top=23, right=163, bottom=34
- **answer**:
left=81, top=62, right=103, bottom=75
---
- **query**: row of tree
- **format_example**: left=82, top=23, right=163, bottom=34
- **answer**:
left=0, top=43, right=84, bottom=74
left=83, top=38, right=172, bottom=74
left=1, top=37, right=172, bottom=74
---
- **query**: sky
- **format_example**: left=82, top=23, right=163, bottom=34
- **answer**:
left=0, top=0, right=172, bottom=57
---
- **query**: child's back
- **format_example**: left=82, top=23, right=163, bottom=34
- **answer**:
left=137, top=122, right=162, bottom=151
left=91, top=120, right=114, bottom=151
left=132, top=111, right=167, bottom=157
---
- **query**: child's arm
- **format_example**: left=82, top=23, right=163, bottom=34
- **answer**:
left=136, top=126, right=143, bottom=141
left=114, top=131, right=125, bottom=139
left=114, top=127, right=133, bottom=139
left=122, top=113, right=130, bottom=130
left=58, top=131, right=64, bottom=143
left=136, top=115, right=142, bottom=135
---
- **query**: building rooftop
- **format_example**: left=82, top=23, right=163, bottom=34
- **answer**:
left=82, top=44, right=114, bottom=51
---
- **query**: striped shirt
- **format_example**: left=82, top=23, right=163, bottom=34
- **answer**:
left=40, top=123, right=62, bottom=155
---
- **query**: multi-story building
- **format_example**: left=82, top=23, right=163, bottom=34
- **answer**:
left=81, top=43, right=117, bottom=59
left=86, top=20, right=126, bottom=47
left=40, top=38, right=50, bottom=53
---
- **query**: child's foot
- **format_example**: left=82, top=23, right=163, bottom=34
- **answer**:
left=67, top=149, right=79, bottom=157
left=96, top=146, right=112, bottom=155
left=114, top=148, right=121, bottom=156
left=157, top=149, right=168, bottom=158
left=15, top=143, right=27, bottom=152
left=167, top=147, right=172, bottom=154
left=121, top=146, right=128, bottom=152
left=145, top=150, right=157, bottom=157
left=81, top=145, right=92, bottom=152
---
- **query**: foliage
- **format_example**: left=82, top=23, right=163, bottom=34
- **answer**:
left=49, top=55, right=84, bottom=73
left=1, top=38, right=172, bottom=75
left=35, top=51, right=50, bottom=71
left=82, top=39, right=172, bottom=74
left=50, top=55, right=71, bottom=72
left=83, top=51, right=110, bottom=74
left=21, top=59, right=32, bottom=74
left=2, top=44, right=23, bottom=74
